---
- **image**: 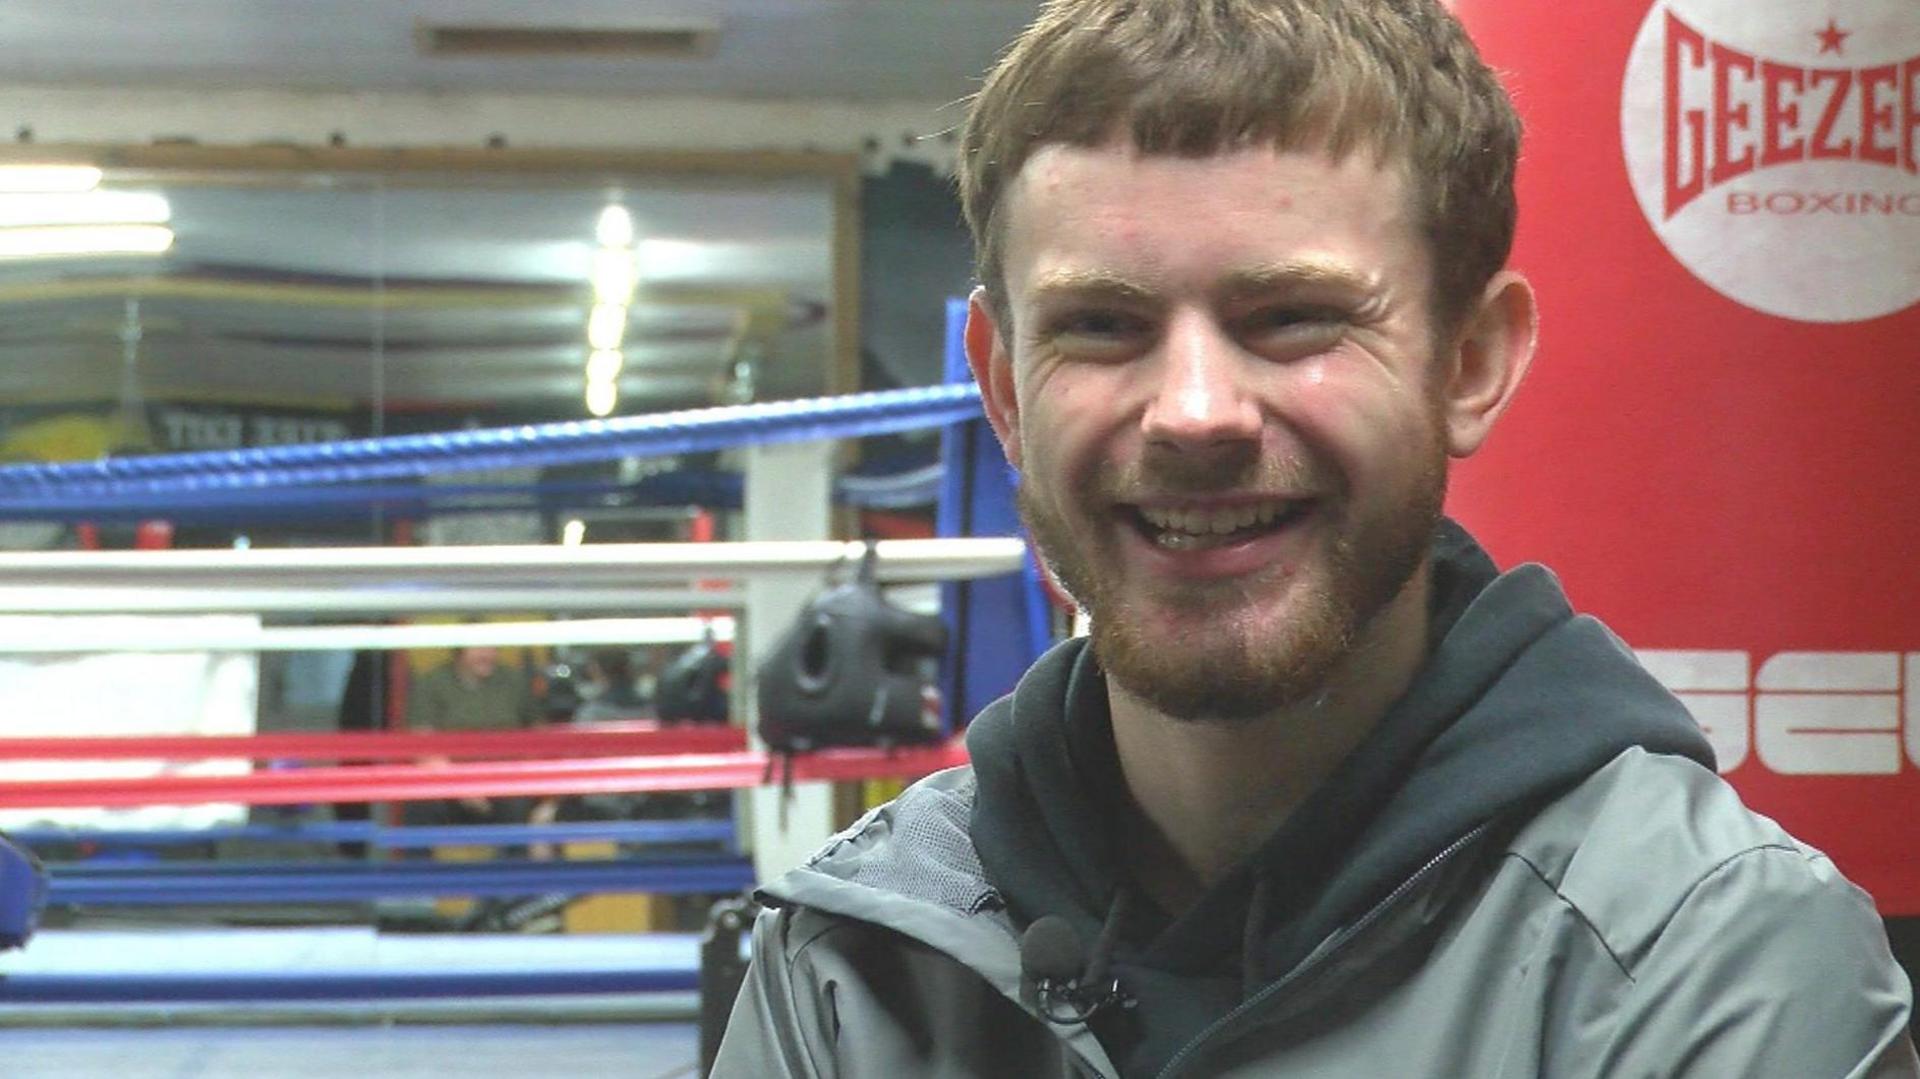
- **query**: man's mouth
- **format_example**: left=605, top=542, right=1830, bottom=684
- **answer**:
left=1129, top=499, right=1312, bottom=551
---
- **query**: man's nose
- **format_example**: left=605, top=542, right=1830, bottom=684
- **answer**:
left=1140, top=314, right=1262, bottom=448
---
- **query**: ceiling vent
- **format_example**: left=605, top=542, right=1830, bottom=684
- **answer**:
left=418, top=21, right=722, bottom=59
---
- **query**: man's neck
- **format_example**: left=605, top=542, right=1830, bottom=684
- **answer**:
left=1109, top=562, right=1433, bottom=916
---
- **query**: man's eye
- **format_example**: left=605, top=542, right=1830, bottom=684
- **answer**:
left=1051, top=311, right=1144, bottom=338
left=1032, top=310, right=1152, bottom=359
left=1240, top=307, right=1347, bottom=350
left=1242, top=307, right=1341, bottom=332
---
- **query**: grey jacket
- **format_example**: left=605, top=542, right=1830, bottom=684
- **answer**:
left=714, top=750, right=1917, bottom=1077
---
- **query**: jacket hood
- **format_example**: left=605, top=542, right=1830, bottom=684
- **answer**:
left=964, top=519, right=1715, bottom=1074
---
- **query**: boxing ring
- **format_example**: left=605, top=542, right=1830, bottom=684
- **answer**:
left=0, top=374, right=1040, bottom=1022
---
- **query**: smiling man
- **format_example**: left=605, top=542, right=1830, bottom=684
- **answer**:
left=713, top=2, right=1918, bottom=1076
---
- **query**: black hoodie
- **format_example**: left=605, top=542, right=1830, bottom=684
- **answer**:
left=966, top=520, right=1715, bottom=1077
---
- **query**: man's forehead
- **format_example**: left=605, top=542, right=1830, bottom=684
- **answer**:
left=998, top=140, right=1416, bottom=294
left=1006, top=137, right=1409, bottom=197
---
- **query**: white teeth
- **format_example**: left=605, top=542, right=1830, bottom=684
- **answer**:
left=1140, top=502, right=1291, bottom=536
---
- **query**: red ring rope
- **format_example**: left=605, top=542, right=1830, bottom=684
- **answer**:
left=0, top=724, right=743, bottom=761
left=0, top=742, right=970, bottom=809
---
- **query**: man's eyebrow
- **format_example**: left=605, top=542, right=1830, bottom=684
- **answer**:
left=1217, top=260, right=1377, bottom=300
left=1026, top=270, right=1158, bottom=306
left=1026, top=262, right=1378, bottom=307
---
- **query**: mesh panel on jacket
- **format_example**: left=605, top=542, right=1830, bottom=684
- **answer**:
left=825, top=772, right=999, bottom=916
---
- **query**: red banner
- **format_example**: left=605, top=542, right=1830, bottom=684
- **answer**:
left=1450, top=0, right=1920, bottom=913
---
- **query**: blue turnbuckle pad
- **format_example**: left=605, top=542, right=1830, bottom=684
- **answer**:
left=0, top=835, right=49, bottom=951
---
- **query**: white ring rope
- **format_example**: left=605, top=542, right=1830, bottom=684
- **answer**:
left=0, top=616, right=737, bottom=655
left=0, top=587, right=747, bottom=616
left=0, top=538, right=1026, bottom=589
left=0, top=539, right=1022, bottom=615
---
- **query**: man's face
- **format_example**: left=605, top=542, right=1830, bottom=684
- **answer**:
left=456, top=646, right=500, bottom=681
left=973, top=141, right=1451, bottom=721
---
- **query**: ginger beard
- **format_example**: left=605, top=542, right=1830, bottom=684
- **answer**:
left=1018, top=429, right=1447, bottom=723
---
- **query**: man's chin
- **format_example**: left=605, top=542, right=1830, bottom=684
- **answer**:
left=1096, top=639, right=1324, bottom=724
left=1110, top=566, right=1313, bottom=633
left=1089, top=594, right=1349, bottom=722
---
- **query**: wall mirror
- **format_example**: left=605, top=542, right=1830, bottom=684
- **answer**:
left=0, top=147, right=858, bottom=546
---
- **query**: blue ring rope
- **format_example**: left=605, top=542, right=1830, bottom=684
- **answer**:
left=0, top=968, right=698, bottom=1002
left=0, top=384, right=982, bottom=499
left=45, top=855, right=755, bottom=904
left=0, top=463, right=950, bottom=523
left=7, top=818, right=735, bottom=850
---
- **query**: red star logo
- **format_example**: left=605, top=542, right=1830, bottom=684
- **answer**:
left=1815, top=17, right=1850, bottom=55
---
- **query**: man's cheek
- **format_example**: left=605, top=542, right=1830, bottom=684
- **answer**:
left=1282, top=382, right=1416, bottom=471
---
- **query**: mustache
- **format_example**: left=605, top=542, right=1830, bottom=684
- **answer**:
left=1094, top=454, right=1329, bottom=502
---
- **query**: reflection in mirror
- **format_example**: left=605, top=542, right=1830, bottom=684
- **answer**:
left=0, top=151, right=874, bottom=878
left=0, top=161, right=837, bottom=546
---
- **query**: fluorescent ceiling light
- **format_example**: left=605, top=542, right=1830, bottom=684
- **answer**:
left=0, top=165, right=103, bottom=194
left=585, top=378, right=619, bottom=418
left=634, top=238, right=704, bottom=277
left=631, top=237, right=795, bottom=283
left=586, top=348, right=624, bottom=382
left=561, top=519, right=587, bottom=547
left=586, top=303, right=627, bottom=351
left=591, top=247, right=636, bottom=303
left=0, top=191, right=171, bottom=228
left=0, top=224, right=174, bottom=260
left=595, top=205, right=634, bottom=248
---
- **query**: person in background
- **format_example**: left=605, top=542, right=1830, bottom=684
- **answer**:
left=405, top=644, right=546, bottom=840
left=406, top=644, right=567, bottom=928
left=572, top=647, right=649, bottom=723
left=408, top=644, right=537, bottom=738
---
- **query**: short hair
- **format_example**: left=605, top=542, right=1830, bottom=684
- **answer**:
left=958, top=0, right=1522, bottom=335
left=588, top=648, right=632, bottom=682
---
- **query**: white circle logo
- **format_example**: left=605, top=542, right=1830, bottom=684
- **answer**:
left=1621, top=0, right=1920, bottom=323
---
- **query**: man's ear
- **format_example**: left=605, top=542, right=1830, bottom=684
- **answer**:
left=965, top=286, right=1023, bottom=471
left=1438, top=270, right=1538, bottom=458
